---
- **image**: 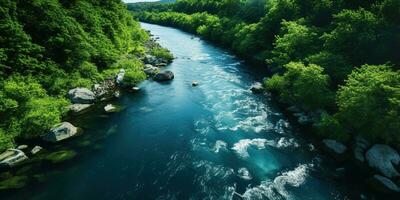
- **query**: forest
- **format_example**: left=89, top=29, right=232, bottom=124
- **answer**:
left=0, top=0, right=158, bottom=152
left=132, top=0, right=400, bottom=147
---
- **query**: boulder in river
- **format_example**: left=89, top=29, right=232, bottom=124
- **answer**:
left=104, top=104, right=122, bottom=113
left=0, top=149, right=28, bottom=168
left=368, top=175, right=400, bottom=193
left=154, top=71, right=174, bottom=82
left=31, top=146, right=43, bottom=155
left=42, top=122, right=78, bottom=143
left=192, top=81, right=199, bottom=87
left=68, top=104, right=92, bottom=113
left=250, top=82, right=264, bottom=93
left=365, top=144, right=400, bottom=178
left=323, top=139, right=348, bottom=155
left=68, top=88, right=95, bottom=104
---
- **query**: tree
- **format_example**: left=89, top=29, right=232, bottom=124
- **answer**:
left=268, top=19, right=320, bottom=69
left=266, top=62, right=334, bottom=110
left=337, top=64, right=400, bottom=142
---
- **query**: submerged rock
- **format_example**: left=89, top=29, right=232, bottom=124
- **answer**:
left=45, top=150, right=77, bottom=164
left=250, top=82, right=264, bottom=93
left=43, top=122, right=78, bottom=143
left=0, top=149, right=28, bottom=168
left=0, top=175, right=28, bottom=189
left=366, top=144, right=400, bottom=178
left=68, top=104, right=92, bottom=113
left=323, top=139, right=347, bottom=155
left=68, top=88, right=95, bottom=104
left=369, top=175, right=400, bottom=193
left=154, top=71, right=174, bottom=82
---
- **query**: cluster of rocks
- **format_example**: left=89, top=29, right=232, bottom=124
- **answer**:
left=250, top=82, right=264, bottom=94
left=142, top=55, right=174, bottom=82
left=321, top=137, right=400, bottom=194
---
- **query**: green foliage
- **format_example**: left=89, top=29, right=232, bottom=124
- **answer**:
left=114, top=59, right=147, bottom=86
left=266, top=62, right=334, bottom=110
left=21, top=97, right=69, bottom=139
left=0, top=129, right=14, bottom=152
left=337, top=64, right=400, bottom=143
left=268, top=19, right=320, bottom=69
left=0, top=0, right=152, bottom=151
left=151, top=47, right=174, bottom=62
left=315, top=114, right=349, bottom=142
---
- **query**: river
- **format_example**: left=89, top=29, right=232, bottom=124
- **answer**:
left=1, top=23, right=356, bottom=199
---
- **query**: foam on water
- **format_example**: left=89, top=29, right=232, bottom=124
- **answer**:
left=238, top=168, right=253, bottom=180
left=242, top=163, right=313, bottom=200
left=232, top=137, right=300, bottom=158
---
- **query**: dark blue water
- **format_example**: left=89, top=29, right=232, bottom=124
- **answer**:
left=3, top=23, right=351, bottom=200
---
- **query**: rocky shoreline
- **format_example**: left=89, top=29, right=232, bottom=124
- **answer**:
left=250, top=82, right=400, bottom=197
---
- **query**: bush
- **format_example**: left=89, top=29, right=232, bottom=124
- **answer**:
left=0, top=129, right=14, bottom=152
left=151, top=47, right=173, bottom=62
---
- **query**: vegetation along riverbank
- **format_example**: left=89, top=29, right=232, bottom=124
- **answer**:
left=0, top=0, right=173, bottom=189
left=129, top=0, right=400, bottom=195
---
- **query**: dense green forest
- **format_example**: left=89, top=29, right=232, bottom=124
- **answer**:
left=0, top=0, right=160, bottom=152
left=133, top=0, right=400, bottom=146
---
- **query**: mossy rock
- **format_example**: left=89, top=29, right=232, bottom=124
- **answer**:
left=0, top=175, right=28, bottom=190
left=45, top=150, right=77, bottom=164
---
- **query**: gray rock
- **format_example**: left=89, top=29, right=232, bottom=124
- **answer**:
left=132, top=87, right=141, bottom=92
left=192, top=81, right=199, bottom=87
left=43, top=122, right=78, bottom=143
left=17, top=145, right=28, bottom=150
left=371, top=175, right=400, bottom=193
left=250, top=82, right=264, bottom=93
left=323, top=139, right=347, bottom=154
left=68, top=104, right=92, bottom=113
left=68, top=88, right=95, bottom=104
left=354, top=136, right=370, bottom=163
left=114, top=91, right=121, bottom=98
left=104, top=104, right=117, bottom=113
left=366, top=144, right=400, bottom=178
left=31, top=146, right=43, bottom=155
left=156, top=63, right=168, bottom=67
left=92, top=80, right=117, bottom=99
left=116, top=69, right=125, bottom=85
left=144, top=64, right=159, bottom=76
left=144, top=55, right=157, bottom=65
left=0, top=149, right=28, bottom=168
left=154, top=71, right=174, bottom=82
